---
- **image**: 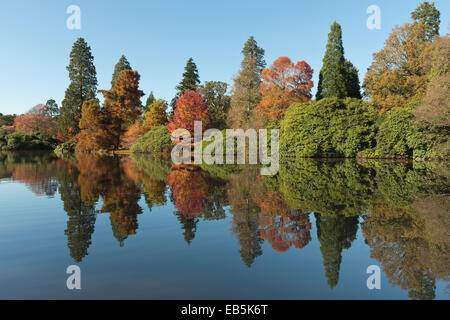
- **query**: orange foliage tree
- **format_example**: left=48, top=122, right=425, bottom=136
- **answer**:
left=14, top=104, right=56, bottom=137
left=167, top=90, right=209, bottom=134
left=99, top=70, right=144, bottom=150
left=122, top=120, right=147, bottom=149
left=76, top=99, right=110, bottom=152
left=256, top=56, right=313, bottom=121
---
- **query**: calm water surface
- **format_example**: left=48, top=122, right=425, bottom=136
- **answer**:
left=0, top=151, right=448, bottom=299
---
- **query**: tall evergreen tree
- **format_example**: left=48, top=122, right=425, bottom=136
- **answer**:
left=58, top=38, right=97, bottom=136
left=344, top=60, right=362, bottom=99
left=111, top=55, right=132, bottom=87
left=144, top=91, right=156, bottom=112
left=200, top=81, right=231, bottom=129
left=227, top=36, right=266, bottom=128
left=170, top=58, right=200, bottom=114
left=316, top=22, right=347, bottom=99
left=316, top=22, right=361, bottom=100
left=411, top=1, right=440, bottom=42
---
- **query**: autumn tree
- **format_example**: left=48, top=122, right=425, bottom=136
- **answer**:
left=167, top=90, right=209, bottom=134
left=76, top=99, right=110, bottom=152
left=316, top=22, right=361, bottom=100
left=227, top=36, right=266, bottom=128
left=143, top=99, right=169, bottom=129
left=100, top=70, right=144, bottom=150
left=144, top=91, right=156, bottom=113
left=171, top=58, right=200, bottom=114
left=363, top=23, right=431, bottom=113
left=415, top=35, right=449, bottom=127
left=200, top=81, right=231, bottom=129
left=14, top=104, right=57, bottom=137
left=411, top=1, right=441, bottom=41
left=256, top=56, right=313, bottom=121
left=58, top=38, right=97, bottom=137
left=111, top=55, right=132, bottom=87
left=122, top=120, right=147, bottom=150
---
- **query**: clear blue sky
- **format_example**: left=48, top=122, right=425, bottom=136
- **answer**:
left=0, top=0, right=448, bottom=115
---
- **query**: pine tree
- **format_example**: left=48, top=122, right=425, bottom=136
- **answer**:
left=227, top=36, right=266, bottom=128
left=58, top=38, right=97, bottom=137
left=111, top=55, right=132, bottom=87
left=411, top=1, right=440, bottom=42
left=170, top=58, right=200, bottom=114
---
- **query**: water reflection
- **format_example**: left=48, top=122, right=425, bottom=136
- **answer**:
left=0, top=152, right=448, bottom=299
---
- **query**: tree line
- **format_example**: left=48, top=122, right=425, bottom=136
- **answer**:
left=0, top=1, right=447, bottom=159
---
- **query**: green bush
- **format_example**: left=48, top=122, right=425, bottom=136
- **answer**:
left=131, top=125, right=172, bottom=154
left=1, top=132, right=56, bottom=151
left=375, top=107, right=415, bottom=158
left=374, top=101, right=447, bottom=159
left=280, top=98, right=377, bottom=157
left=54, top=141, right=77, bottom=158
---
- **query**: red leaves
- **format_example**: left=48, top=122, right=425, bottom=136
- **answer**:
left=167, top=90, right=209, bottom=135
left=166, top=165, right=208, bottom=216
left=14, top=104, right=56, bottom=137
left=256, top=56, right=314, bottom=120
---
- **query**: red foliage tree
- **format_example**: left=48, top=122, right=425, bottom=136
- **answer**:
left=166, top=165, right=208, bottom=216
left=256, top=56, right=314, bottom=120
left=167, top=90, right=209, bottom=135
left=14, top=104, right=56, bottom=137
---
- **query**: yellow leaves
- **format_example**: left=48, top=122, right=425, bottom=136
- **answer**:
left=364, top=23, right=431, bottom=113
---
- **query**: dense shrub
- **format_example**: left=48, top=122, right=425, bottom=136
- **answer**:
left=375, top=107, right=415, bottom=158
left=0, top=131, right=56, bottom=151
left=375, top=99, right=447, bottom=159
left=131, top=125, right=172, bottom=154
left=280, top=98, right=377, bottom=157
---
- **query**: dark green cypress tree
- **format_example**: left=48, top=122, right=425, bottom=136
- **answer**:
left=411, top=1, right=440, bottom=42
left=316, top=22, right=347, bottom=100
left=316, top=22, right=361, bottom=100
left=111, top=55, right=132, bottom=87
left=170, top=57, right=200, bottom=114
left=344, top=60, right=362, bottom=99
left=58, top=38, right=97, bottom=136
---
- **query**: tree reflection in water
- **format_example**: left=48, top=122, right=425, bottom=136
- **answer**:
left=0, top=152, right=448, bottom=298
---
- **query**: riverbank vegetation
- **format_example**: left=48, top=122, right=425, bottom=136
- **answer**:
left=1, top=2, right=447, bottom=160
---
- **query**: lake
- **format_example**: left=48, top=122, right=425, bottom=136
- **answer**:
left=0, top=151, right=448, bottom=299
